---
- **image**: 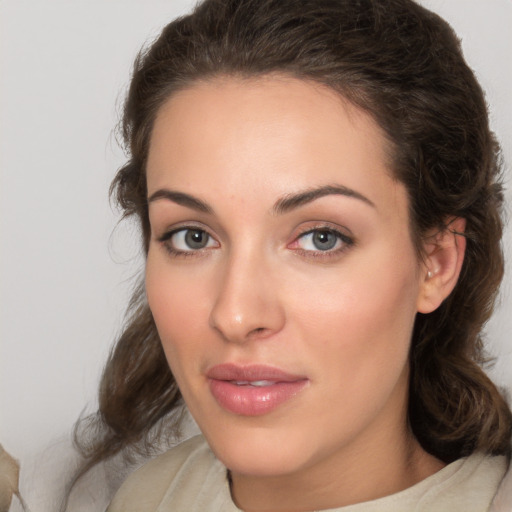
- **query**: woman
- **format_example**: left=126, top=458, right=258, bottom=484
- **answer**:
left=70, top=0, right=512, bottom=510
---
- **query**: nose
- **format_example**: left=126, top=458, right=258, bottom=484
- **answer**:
left=209, top=250, right=286, bottom=343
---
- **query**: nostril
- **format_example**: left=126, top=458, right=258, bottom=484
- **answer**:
left=248, top=327, right=269, bottom=338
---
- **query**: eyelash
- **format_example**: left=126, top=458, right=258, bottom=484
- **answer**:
left=157, top=225, right=218, bottom=258
left=291, top=226, right=354, bottom=260
left=156, top=225, right=354, bottom=260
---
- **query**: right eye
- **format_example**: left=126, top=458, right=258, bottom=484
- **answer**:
left=160, top=227, right=218, bottom=254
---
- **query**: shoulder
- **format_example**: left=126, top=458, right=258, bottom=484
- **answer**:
left=335, top=453, right=508, bottom=512
left=107, top=435, right=234, bottom=512
left=412, top=452, right=508, bottom=512
left=490, top=459, right=512, bottom=512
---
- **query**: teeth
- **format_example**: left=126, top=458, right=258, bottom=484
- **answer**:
left=232, top=380, right=276, bottom=387
left=251, top=380, right=276, bottom=387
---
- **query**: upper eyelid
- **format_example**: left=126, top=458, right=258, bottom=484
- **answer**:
left=295, top=227, right=352, bottom=245
left=161, top=230, right=218, bottom=251
left=290, top=223, right=355, bottom=252
left=158, top=226, right=219, bottom=256
left=156, top=222, right=214, bottom=240
left=150, top=214, right=230, bottom=241
left=154, top=220, right=354, bottom=246
left=298, top=226, right=345, bottom=237
left=293, top=221, right=354, bottom=239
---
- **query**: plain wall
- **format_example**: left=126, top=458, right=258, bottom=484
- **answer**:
left=1, top=0, right=511, bottom=482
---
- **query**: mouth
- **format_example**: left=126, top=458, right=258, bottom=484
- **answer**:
left=206, top=364, right=309, bottom=416
left=229, top=380, right=279, bottom=387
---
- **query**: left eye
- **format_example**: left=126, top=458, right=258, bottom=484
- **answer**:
left=296, top=229, right=347, bottom=252
left=168, top=228, right=217, bottom=251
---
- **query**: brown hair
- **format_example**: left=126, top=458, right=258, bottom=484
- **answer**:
left=70, top=0, right=511, bottom=496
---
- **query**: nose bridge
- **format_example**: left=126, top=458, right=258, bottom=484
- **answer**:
left=209, top=243, right=284, bottom=342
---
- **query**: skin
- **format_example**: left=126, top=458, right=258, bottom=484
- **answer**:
left=145, top=75, right=455, bottom=511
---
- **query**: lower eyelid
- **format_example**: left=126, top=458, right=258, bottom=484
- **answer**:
left=156, top=224, right=352, bottom=258
left=288, top=229, right=355, bottom=260
left=157, top=227, right=220, bottom=256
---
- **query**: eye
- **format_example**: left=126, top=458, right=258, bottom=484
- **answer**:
left=160, top=227, right=218, bottom=254
left=292, top=227, right=354, bottom=256
left=298, top=229, right=340, bottom=251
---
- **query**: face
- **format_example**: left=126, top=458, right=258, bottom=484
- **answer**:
left=145, top=76, right=427, bottom=482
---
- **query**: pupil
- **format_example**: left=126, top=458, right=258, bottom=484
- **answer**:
left=313, top=230, right=336, bottom=250
left=185, top=229, right=207, bottom=248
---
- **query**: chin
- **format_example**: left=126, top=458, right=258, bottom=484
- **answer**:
left=201, top=422, right=317, bottom=477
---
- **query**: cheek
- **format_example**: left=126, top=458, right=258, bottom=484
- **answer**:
left=290, top=272, right=418, bottom=438
left=287, top=250, right=420, bottom=387
left=145, top=251, right=211, bottom=372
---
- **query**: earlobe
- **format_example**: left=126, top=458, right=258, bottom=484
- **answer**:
left=417, top=217, right=467, bottom=314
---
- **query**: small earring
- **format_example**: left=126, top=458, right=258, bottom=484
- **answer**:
left=427, top=268, right=439, bottom=279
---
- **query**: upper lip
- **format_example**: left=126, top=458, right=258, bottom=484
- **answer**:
left=206, top=363, right=306, bottom=382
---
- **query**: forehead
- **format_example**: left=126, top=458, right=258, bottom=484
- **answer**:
left=150, top=75, right=392, bottom=160
left=146, top=75, right=407, bottom=221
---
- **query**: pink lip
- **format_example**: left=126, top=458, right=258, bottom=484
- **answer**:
left=206, top=364, right=308, bottom=416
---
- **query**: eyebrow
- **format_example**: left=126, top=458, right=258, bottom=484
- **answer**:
left=272, top=184, right=375, bottom=214
left=148, top=189, right=213, bottom=214
left=147, top=183, right=375, bottom=215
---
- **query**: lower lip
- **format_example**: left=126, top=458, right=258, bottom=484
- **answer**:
left=208, top=379, right=308, bottom=416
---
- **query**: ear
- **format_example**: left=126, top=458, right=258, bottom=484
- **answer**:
left=417, top=217, right=466, bottom=314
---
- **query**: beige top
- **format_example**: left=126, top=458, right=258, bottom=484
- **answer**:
left=108, top=435, right=508, bottom=512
